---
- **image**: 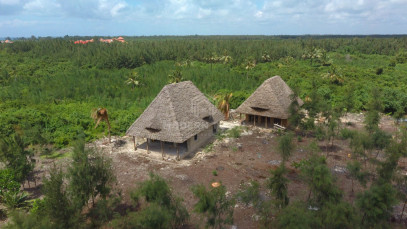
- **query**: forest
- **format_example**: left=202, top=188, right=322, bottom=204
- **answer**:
left=1, top=35, right=407, bottom=228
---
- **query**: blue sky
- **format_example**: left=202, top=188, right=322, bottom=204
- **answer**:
left=0, top=0, right=406, bottom=37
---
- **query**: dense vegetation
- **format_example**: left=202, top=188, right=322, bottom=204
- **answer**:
left=1, top=36, right=407, bottom=147
left=1, top=35, right=407, bottom=228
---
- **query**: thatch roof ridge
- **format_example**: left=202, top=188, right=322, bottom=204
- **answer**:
left=236, top=76, right=303, bottom=119
left=126, top=81, right=223, bottom=143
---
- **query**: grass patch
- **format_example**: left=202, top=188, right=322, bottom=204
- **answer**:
left=40, top=151, right=72, bottom=160
left=203, top=143, right=214, bottom=153
left=227, top=126, right=244, bottom=138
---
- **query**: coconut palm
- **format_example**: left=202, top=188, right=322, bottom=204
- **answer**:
left=245, top=58, right=256, bottom=79
left=168, top=67, right=184, bottom=84
left=126, top=71, right=142, bottom=90
left=220, top=55, right=232, bottom=64
left=92, top=108, right=111, bottom=143
left=302, top=47, right=323, bottom=65
left=216, top=93, right=233, bottom=120
left=321, top=65, right=343, bottom=84
left=262, top=52, right=271, bottom=62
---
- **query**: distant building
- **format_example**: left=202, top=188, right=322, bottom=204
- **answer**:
left=126, top=81, right=223, bottom=159
left=236, top=75, right=303, bottom=128
left=99, top=37, right=125, bottom=43
left=74, top=39, right=94, bottom=44
left=1, top=40, right=14, bottom=44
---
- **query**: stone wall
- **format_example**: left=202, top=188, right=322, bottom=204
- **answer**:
left=185, top=123, right=218, bottom=157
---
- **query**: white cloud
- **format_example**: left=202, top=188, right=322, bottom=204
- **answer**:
left=0, top=0, right=20, bottom=5
left=54, top=0, right=129, bottom=19
left=23, top=0, right=60, bottom=15
left=1, top=0, right=407, bottom=36
left=0, top=18, right=37, bottom=27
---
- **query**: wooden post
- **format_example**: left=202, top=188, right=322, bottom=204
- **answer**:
left=161, top=141, right=164, bottom=159
left=266, top=117, right=268, bottom=128
left=146, top=139, right=149, bottom=154
left=254, top=115, right=256, bottom=126
left=176, top=143, right=180, bottom=161
left=133, top=136, right=137, bottom=150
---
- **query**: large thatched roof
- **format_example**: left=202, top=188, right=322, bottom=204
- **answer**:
left=126, top=81, right=223, bottom=143
left=236, top=76, right=303, bottom=119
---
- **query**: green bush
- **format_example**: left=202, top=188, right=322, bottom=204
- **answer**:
left=192, top=184, right=235, bottom=229
left=2, top=191, right=29, bottom=210
left=229, top=90, right=250, bottom=109
left=227, top=126, right=242, bottom=138
left=276, top=202, right=321, bottom=229
left=88, top=197, right=121, bottom=228
left=4, top=211, right=53, bottom=229
left=131, top=173, right=189, bottom=228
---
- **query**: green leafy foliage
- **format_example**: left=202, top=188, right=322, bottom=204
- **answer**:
left=1, top=191, right=29, bottom=210
left=1, top=37, right=407, bottom=147
left=42, top=166, right=78, bottom=228
left=0, top=169, right=20, bottom=200
left=227, top=126, right=243, bottom=138
left=236, top=181, right=273, bottom=228
left=346, top=160, right=369, bottom=193
left=0, top=134, right=34, bottom=183
left=277, top=132, right=295, bottom=163
left=192, top=184, right=235, bottom=229
left=130, top=173, right=189, bottom=228
left=236, top=181, right=261, bottom=207
left=267, top=165, right=289, bottom=209
left=4, top=211, right=53, bottom=229
left=357, top=183, right=397, bottom=227
left=87, top=197, right=121, bottom=228
left=69, top=138, right=116, bottom=208
left=300, top=155, right=342, bottom=206
left=276, top=202, right=321, bottom=229
left=319, top=201, right=359, bottom=229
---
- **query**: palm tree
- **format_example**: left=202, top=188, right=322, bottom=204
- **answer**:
left=168, top=67, right=183, bottom=84
left=245, top=58, right=256, bottom=79
left=216, top=93, right=233, bottom=120
left=302, top=47, right=323, bottom=65
left=92, top=108, right=111, bottom=143
left=220, top=55, right=232, bottom=64
left=262, top=52, right=271, bottom=62
left=126, top=71, right=142, bottom=90
left=321, top=65, right=343, bottom=84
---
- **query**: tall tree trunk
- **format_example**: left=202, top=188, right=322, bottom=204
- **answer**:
left=307, top=189, right=312, bottom=201
left=351, top=178, right=354, bottom=194
left=400, top=198, right=407, bottom=223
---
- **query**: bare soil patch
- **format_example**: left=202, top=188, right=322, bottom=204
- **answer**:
left=2, top=113, right=405, bottom=228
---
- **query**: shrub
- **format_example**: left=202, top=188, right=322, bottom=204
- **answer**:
left=356, top=183, right=397, bottom=227
left=192, top=184, right=235, bottom=229
left=204, top=143, right=214, bottom=153
left=131, top=173, right=189, bottom=228
left=229, top=90, right=250, bottom=109
left=88, top=196, right=121, bottom=228
left=4, top=211, right=53, bottom=229
left=42, top=166, right=78, bottom=228
left=375, top=68, right=383, bottom=75
left=2, top=191, right=29, bottom=210
left=227, top=126, right=242, bottom=138
left=276, top=202, right=321, bottom=229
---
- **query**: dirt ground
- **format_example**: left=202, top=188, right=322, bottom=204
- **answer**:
left=2, top=112, right=407, bottom=228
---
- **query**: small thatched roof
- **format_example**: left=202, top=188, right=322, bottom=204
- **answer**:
left=236, top=76, right=303, bottom=119
left=126, top=81, right=223, bottom=143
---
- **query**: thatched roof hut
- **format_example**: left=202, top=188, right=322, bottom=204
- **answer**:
left=126, top=81, right=223, bottom=143
left=236, top=76, right=303, bottom=127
